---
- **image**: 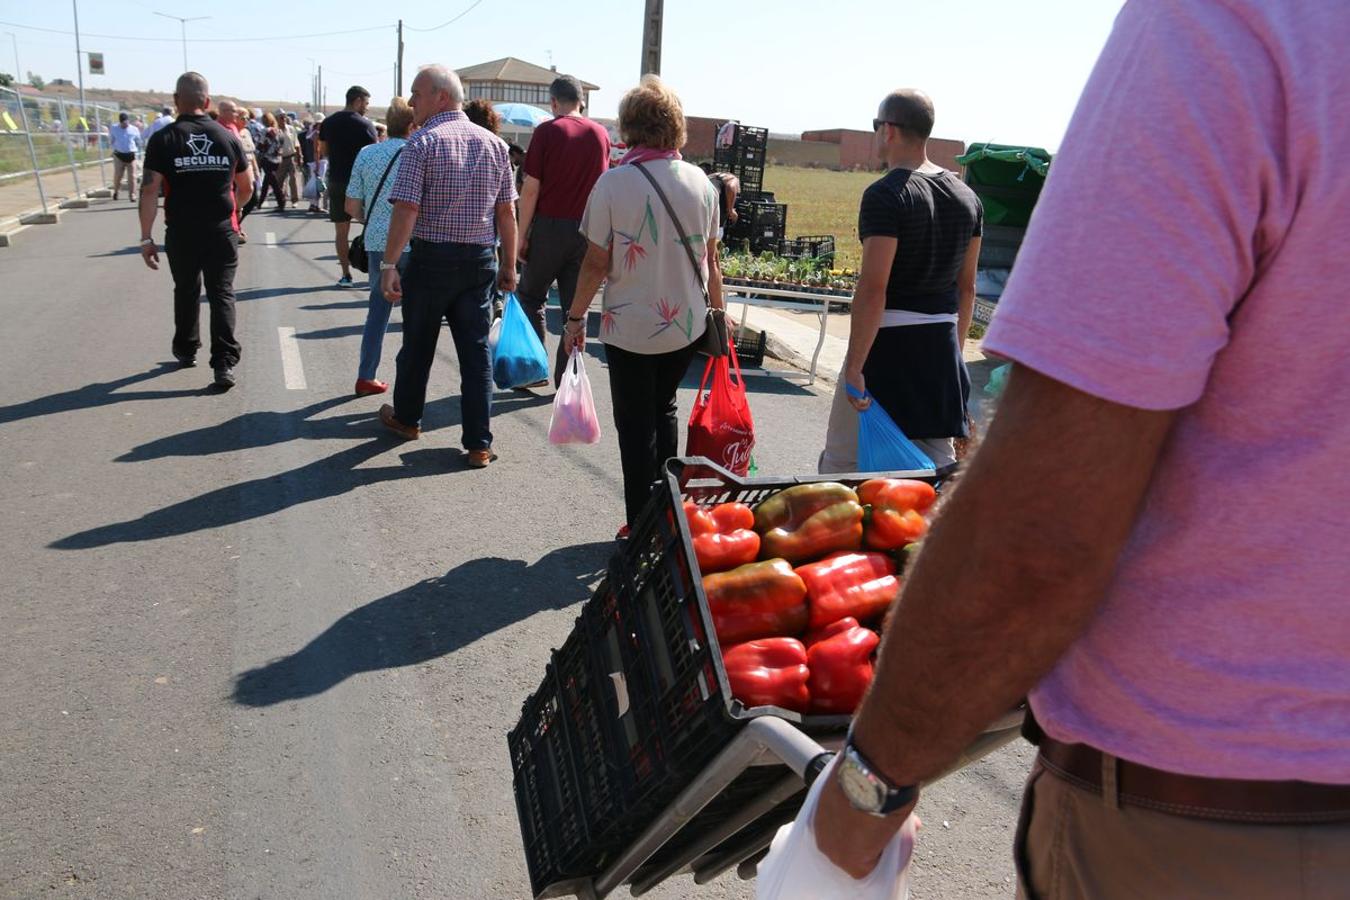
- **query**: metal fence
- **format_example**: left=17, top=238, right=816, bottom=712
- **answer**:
left=1, top=86, right=122, bottom=226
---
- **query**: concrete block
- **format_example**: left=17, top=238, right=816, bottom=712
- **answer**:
left=87, top=189, right=113, bottom=198
left=0, top=226, right=24, bottom=247
left=18, top=211, right=59, bottom=225
left=60, top=198, right=91, bottom=209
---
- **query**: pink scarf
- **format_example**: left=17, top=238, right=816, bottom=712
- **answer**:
left=620, top=146, right=682, bottom=166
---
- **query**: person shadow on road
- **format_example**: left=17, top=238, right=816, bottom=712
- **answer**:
left=231, top=542, right=613, bottom=707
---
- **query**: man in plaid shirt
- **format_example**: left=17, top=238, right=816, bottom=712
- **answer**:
left=379, top=64, right=519, bottom=468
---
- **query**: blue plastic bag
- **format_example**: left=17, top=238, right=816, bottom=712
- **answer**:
left=846, top=384, right=936, bottom=472
left=492, top=293, right=549, bottom=390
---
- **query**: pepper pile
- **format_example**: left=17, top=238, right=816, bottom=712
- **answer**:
left=684, top=479, right=936, bottom=716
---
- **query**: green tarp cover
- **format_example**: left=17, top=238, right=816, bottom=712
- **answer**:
left=956, top=143, right=1053, bottom=228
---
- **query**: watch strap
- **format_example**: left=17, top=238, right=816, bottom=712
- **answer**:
left=844, top=737, right=919, bottom=815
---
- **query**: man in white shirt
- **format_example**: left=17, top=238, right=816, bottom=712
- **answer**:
left=109, top=112, right=143, bottom=202
left=143, top=106, right=175, bottom=142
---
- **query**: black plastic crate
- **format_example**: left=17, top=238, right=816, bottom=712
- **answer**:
left=731, top=162, right=765, bottom=186
left=510, top=582, right=665, bottom=898
left=733, top=124, right=769, bottom=150
left=714, top=143, right=766, bottom=168
left=511, top=460, right=941, bottom=897
left=733, top=326, right=767, bottom=368
left=745, top=201, right=785, bottom=230
left=779, top=235, right=836, bottom=263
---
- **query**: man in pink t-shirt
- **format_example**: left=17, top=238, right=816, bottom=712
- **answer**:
left=812, top=1, right=1350, bottom=895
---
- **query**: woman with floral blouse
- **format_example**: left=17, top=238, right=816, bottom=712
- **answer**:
left=564, top=75, right=725, bottom=537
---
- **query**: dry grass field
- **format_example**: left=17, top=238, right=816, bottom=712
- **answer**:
left=762, top=165, right=881, bottom=270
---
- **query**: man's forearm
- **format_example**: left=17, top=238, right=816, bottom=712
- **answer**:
left=517, top=179, right=540, bottom=243
left=497, top=204, right=518, bottom=272
left=850, top=366, right=1176, bottom=787
left=384, top=203, right=418, bottom=259
left=845, top=284, right=886, bottom=373
left=138, top=181, right=159, bottom=240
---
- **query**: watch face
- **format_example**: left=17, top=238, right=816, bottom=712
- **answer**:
left=839, top=757, right=884, bottom=812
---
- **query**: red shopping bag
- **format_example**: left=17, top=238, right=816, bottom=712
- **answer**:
left=686, top=341, right=756, bottom=475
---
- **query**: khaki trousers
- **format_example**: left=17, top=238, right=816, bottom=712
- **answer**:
left=112, top=154, right=137, bottom=197
left=1016, top=761, right=1350, bottom=899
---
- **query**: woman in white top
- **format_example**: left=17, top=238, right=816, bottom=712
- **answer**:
left=565, top=75, right=725, bottom=536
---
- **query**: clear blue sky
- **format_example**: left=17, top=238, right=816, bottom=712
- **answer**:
left=3, top=0, right=1125, bottom=151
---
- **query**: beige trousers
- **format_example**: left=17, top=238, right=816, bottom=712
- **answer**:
left=1016, top=761, right=1350, bottom=899
left=112, top=154, right=137, bottom=197
left=818, top=376, right=956, bottom=474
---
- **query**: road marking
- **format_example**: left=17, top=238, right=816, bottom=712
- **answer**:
left=263, top=231, right=277, bottom=246
left=277, top=326, right=307, bottom=390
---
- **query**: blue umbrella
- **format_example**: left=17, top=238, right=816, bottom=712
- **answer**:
left=494, top=103, right=552, bottom=128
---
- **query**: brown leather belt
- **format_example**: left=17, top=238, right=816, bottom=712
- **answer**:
left=1038, top=735, right=1350, bottom=824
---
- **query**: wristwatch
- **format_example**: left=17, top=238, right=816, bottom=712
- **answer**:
left=379, top=261, right=399, bottom=271
left=836, top=731, right=919, bottom=817
left=140, top=238, right=155, bottom=246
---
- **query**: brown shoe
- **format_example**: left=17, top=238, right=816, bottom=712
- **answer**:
left=466, top=448, right=498, bottom=468
left=379, top=403, right=419, bottom=440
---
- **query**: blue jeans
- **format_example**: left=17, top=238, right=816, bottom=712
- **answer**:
left=358, top=248, right=408, bottom=382
left=393, top=239, right=497, bottom=450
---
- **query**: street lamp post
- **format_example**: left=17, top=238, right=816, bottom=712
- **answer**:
left=153, top=11, right=211, bottom=72
left=72, top=0, right=86, bottom=114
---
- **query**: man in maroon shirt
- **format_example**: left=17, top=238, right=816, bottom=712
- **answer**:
left=516, top=75, right=611, bottom=387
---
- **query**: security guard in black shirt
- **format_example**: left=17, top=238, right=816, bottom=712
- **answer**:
left=139, top=71, right=253, bottom=390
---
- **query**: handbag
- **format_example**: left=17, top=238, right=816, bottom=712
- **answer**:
left=686, top=339, right=756, bottom=476
left=349, top=147, right=402, bottom=274
left=631, top=161, right=728, bottom=357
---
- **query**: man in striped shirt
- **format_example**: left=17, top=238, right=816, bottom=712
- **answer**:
left=378, top=64, right=519, bottom=468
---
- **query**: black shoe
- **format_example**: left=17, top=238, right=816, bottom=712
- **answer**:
left=213, top=366, right=236, bottom=390
left=175, top=354, right=197, bottom=368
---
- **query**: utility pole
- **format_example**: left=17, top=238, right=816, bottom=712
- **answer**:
left=72, top=0, right=86, bottom=114
left=396, top=19, right=404, bottom=96
left=640, top=0, right=663, bottom=77
left=318, top=65, right=323, bottom=113
left=154, top=12, right=211, bottom=72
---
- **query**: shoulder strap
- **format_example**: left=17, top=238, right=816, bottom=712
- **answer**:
left=366, top=146, right=404, bottom=208
left=632, top=161, right=709, bottom=305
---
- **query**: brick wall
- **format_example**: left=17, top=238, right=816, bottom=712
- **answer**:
left=766, top=137, right=840, bottom=169
left=683, top=115, right=726, bottom=160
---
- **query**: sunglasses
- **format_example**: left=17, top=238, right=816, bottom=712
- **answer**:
left=873, top=119, right=901, bottom=132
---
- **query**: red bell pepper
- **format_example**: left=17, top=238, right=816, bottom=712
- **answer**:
left=806, top=622, right=880, bottom=714
left=709, top=502, right=756, bottom=533
left=795, top=552, right=900, bottom=629
left=684, top=501, right=717, bottom=536
left=703, top=559, right=808, bottom=644
left=803, top=616, right=860, bottom=649
left=686, top=501, right=761, bottom=574
left=859, top=479, right=936, bottom=551
left=722, top=637, right=810, bottom=712
left=754, top=483, right=865, bottom=565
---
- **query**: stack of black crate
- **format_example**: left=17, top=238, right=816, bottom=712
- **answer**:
left=716, top=124, right=787, bottom=254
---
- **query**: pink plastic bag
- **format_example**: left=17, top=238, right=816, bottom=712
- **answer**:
left=549, top=348, right=602, bottom=445
left=686, top=341, right=755, bottom=475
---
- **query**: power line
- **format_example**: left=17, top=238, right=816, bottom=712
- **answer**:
left=405, top=0, right=484, bottom=32
left=0, top=18, right=392, bottom=43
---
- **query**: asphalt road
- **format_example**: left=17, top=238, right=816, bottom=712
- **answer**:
left=0, top=201, right=1033, bottom=899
